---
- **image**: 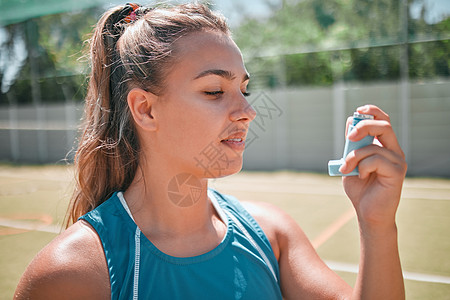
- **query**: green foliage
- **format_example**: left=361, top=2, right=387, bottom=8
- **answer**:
left=0, top=8, right=100, bottom=105
left=409, top=40, right=450, bottom=79
left=234, top=0, right=450, bottom=88
left=285, top=52, right=333, bottom=86
left=1, top=0, right=448, bottom=103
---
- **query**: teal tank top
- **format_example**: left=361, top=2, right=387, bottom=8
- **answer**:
left=79, top=189, right=283, bottom=300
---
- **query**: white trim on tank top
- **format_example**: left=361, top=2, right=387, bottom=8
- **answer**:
left=117, top=190, right=278, bottom=300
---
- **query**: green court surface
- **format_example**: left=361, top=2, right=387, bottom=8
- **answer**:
left=1, top=165, right=449, bottom=299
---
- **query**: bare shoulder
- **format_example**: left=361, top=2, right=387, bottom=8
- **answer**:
left=241, top=200, right=310, bottom=260
left=242, top=201, right=353, bottom=299
left=14, top=220, right=110, bottom=300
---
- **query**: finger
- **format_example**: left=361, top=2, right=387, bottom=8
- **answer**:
left=345, top=116, right=352, bottom=138
left=347, top=119, right=404, bottom=157
left=346, top=105, right=388, bottom=137
left=339, top=144, right=406, bottom=176
left=357, top=153, right=407, bottom=180
left=356, top=104, right=390, bottom=122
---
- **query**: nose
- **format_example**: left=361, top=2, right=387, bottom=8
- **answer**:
left=230, top=93, right=256, bottom=123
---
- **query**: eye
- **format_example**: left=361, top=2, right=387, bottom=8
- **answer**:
left=204, top=91, right=224, bottom=96
left=204, top=90, right=224, bottom=99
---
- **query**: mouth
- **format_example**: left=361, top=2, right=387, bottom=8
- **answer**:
left=221, top=138, right=244, bottom=143
left=220, top=132, right=246, bottom=151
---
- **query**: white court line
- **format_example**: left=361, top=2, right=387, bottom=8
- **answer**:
left=326, top=260, right=450, bottom=285
left=0, top=218, right=61, bottom=234
left=1, top=218, right=448, bottom=285
left=0, top=173, right=72, bottom=183
left=212, top=184, right=450, bottom=201
left=312, top=211, right=450, bottom=285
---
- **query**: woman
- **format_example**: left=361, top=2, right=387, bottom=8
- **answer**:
left=15, top=3, right=407, bottom=299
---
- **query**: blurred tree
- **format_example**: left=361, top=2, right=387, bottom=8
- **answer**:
left=1, top=0, right=448, bottom=102
left=0, top=8, right=101, bottom=105
left=233, top=0, right=450, bottom=88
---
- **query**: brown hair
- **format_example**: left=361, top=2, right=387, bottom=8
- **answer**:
left=66, top=3, right=230, bottom=227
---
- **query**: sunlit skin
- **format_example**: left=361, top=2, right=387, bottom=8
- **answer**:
left=141, top=30, right=255, bottom=179
left=14, top=30, right=406, bottom=300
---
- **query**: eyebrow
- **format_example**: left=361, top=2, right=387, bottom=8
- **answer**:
left=194, top=69, right=250, bottom=82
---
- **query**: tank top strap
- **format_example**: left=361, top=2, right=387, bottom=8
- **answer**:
left=208, top=189, right=280, bottom=283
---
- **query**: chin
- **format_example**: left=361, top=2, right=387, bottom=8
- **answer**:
left=214, top=165, right=243, bottom=179
left=197, top=159, right=243, bottom=179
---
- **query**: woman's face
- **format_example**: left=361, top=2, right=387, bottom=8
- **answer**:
left=151, top=30, right=256, bottom=178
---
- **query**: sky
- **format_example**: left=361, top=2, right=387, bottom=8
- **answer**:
left=106, top=0, right=450, bottom=27
left=105, top=0, right=279, bottom=27
left=409, top=0, right=450, bottom=24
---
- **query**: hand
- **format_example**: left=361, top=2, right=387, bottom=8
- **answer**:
left=339, top=105, right=407, bottom=232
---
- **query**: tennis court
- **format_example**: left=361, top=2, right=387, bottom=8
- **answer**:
left=1, top=164, right=449, bottom=299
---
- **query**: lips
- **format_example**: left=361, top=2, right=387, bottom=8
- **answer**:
left=220, top=131, right=247, bottom=151
left=222, top=138, right=244, bottom=142
left=221, top=130, right=246, bottom=142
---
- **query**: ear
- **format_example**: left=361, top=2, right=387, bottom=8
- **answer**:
left=127, top=88, right=158, bottom=131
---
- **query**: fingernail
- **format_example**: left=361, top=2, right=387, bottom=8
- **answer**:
left=339, top=163, right=346, bottom=173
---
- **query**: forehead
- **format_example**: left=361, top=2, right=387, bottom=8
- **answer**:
left=170, top=31, right=246, bottom=76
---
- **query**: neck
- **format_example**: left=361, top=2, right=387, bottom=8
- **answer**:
left=123, top=160, right=225, bottom=253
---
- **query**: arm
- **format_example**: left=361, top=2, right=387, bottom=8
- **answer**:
left=340, top=105, right=406, bottom=299
left=14, top=221, right=110, bottom=300
left=246, top=106, right=406, bottom=299
left=244, top=201, right=353, bottom=299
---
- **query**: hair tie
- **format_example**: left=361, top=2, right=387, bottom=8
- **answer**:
left=124, top=3, right=140, bottom=23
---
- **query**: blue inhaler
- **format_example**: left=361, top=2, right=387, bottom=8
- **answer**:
left=328, top=112, right=374, bottom=176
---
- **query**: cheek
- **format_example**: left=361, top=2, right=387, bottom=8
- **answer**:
left=159, top=99, right=226, bottom=150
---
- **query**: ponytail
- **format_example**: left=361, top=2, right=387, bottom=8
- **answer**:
left=66, top=5, right=141, bottom=227
left=66, top=3, right=230, bottom=227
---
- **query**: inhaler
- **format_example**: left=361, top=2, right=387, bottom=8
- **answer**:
left=328, top=112, right=374, bottom=176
